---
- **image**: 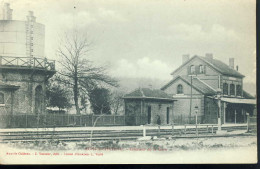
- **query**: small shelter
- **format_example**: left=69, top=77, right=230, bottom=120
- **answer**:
left=123, top=88, right=176, bottom=126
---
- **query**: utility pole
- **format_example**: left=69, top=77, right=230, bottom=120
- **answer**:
left=189, top=74, right=196, bottom=124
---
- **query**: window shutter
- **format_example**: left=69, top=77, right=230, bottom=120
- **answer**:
left=187, top=66, right=190, bottom=75
left=204, top=65, right=207, bottom=74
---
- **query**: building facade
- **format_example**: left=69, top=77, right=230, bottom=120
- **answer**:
left=161, top=54, right=256, bottom=124
left=0, top=4, right=55, bottom=128
left=123, top=88, right=176, bottom=125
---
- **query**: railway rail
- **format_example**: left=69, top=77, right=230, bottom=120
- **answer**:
left=0, top=124, right=253, bottom=143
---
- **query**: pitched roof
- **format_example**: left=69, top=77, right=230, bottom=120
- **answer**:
left=161, top=75, right=217, bottom=95
left=243, top=90, right=255, bottom=99
left=171, top=55, right=244, bottom=78
left=199, top=56, right=244, bottom=78
left=123, top=88, right=175, bottom=100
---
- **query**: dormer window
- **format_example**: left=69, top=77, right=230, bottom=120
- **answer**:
left=177, top=84, right=183, bottom=94
left=230, top=84, right=235, bottom=96
left=199, top=65, right=205, bottom=74
left=190, top=65, right=195, bottom=74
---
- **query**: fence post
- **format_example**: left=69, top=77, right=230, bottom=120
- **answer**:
left=211, top=125, right=214, bottom=134
left=196, top=123, right=198, bottom=137
left=26, top=113, right=28, bottom=128
left=172, top=123, right=174, bottom=136
left=184, top=124, right=186, bottom=135
left=114, top=114, right=116, bottom=125
left=181, top=114, right=183, bottom=124
left=158, top=125, right=160, bottom=137
left=206, top=125, right=209, bottom=132
left=143, top=125, right=146, bottom=137
left=246, top=114, right=250, bottom=132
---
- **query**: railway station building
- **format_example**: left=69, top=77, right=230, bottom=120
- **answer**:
left=161, top=54, right=256, bottom=124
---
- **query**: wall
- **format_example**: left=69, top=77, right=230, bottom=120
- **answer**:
left=0, top=69, right=47, bottom=114
left=124, top=99, right=173, bottom=125
left=0, top=20, right=45, bottom=58
left=171, top=57, right=221, bottom=90
left=162, top=77, right=204, bottom=123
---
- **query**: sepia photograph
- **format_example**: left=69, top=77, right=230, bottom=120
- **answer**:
left=0, top=0, right=257, bottom=164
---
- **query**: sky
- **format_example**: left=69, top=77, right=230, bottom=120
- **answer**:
left=3, top=0, right=256, bottom=85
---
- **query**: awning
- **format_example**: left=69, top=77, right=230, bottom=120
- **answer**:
left=220, top=97, right=256, bottom=105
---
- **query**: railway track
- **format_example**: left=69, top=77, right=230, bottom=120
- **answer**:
left=0, top=124, right=251, bottom=143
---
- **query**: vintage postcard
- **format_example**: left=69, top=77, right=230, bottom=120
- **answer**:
left=0, top=0, right=257, bottom=164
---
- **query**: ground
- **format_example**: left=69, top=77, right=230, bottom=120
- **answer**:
left=0, top=135, right=257, bottom=164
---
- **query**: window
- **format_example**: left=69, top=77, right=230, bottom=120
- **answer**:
left=0, top=93, right=4, bottom=104
left=223, top=83, right=228, bottom=95
left=177, top=84, right=183, bottom=94
left=199, top=65, right=205, bottom=74
left=236, top=85, right=241, bottom=96
left=190, top=65, right=195, bottom=74
left=230, top=84, right=235, bottom=95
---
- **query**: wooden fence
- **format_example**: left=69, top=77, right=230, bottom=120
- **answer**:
left=0, top=56, right=55, bottom=71
left=0, top=114, right=205, bottom=128
left=0, top=114, right=126, bottom=128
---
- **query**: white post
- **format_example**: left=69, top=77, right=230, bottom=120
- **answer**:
left=235, top=110, right=237, bottom=124
left=223, top=102, right=226, bottom=124
left=217, top=99, right=221, bottom=131
left=196, top=113, right=198, bottom=137
left=246, top=113, right=250, bottom=132
left=143, top=125, right=146, bottom=137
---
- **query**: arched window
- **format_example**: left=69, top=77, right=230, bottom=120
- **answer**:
left=0, top=93, right=4, bottom=104
left=199, top=65, right=205, bottom=74
left=230, top=84, right=235, bottom=95
left=177, top=84, right=183, bottom=94
left=236, top=85, right=241, bottom=96
left=190, top=65, right=195, bottom=74
left=223, top=83, right=228, bottom=95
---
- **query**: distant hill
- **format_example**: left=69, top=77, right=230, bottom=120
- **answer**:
left=116, top=77, right=168, bottom=93
left=116, top=77, right=257, bottom=97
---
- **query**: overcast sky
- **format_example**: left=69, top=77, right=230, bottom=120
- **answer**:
left=4, top=0, right=256, bottom=84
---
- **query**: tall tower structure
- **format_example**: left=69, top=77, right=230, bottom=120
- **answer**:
left=0, top=3, right=55, bottom=127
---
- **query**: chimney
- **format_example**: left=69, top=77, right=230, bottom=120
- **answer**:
left=229, top=58, right=234, bottom=69
left=27, top=11, right=36, bottom=22
left=2, top=3, right=13, bottom=20
left=205, top=53, right=213, bottom=60
left=236, top=65, right=239, bottom=71
left=182, top=54, right=190, bottom=64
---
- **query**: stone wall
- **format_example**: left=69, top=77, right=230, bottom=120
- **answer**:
left=0, top=69, right=47, bottom=114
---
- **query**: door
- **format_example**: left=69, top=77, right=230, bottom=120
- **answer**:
left=147, top=106, right=151, bottom=124
left=166, top=107, right=170, bottom=124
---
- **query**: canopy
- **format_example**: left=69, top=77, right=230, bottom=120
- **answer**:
left=220, top=97, right=256, bottom=105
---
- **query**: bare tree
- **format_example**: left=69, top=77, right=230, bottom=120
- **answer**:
left=57, top=31, right=118, bottom=114
left=109, top=90, right=125, bottom=115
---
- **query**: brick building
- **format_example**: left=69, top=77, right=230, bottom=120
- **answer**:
left=161, top=54, right=256, bottom=124
left=123, top=88, right=176, bottom=125
left=0, top=4, right=55, bottom=128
